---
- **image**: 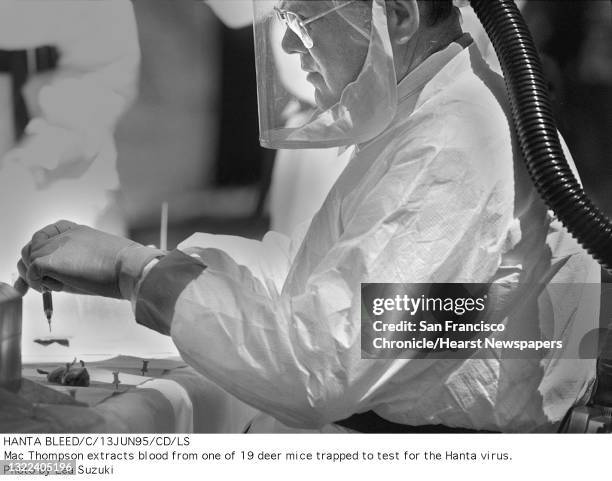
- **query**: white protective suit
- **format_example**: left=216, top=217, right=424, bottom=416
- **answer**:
left=131, top=37, right=600, bottom=433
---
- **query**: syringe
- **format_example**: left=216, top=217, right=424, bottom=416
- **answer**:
left=42, top=288, right=53, bottom=332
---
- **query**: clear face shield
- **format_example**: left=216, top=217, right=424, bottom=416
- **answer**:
left=253, top=0, right=398, bottom=149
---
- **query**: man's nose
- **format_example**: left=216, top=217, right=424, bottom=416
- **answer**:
left=281, top=27, right=308, bottom=55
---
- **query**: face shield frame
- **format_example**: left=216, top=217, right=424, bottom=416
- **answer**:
left=274, top=0, right=359, bottom=49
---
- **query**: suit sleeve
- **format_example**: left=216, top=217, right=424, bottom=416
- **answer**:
left=131, top=135, right=512, bottom=429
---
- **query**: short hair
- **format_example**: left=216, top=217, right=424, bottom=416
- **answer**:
left=358, top=1, right=457, bottom=27
left=420, top=0, right=456, bottom=26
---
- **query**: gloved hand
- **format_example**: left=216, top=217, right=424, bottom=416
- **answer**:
left=17, top=220, right=164, bottom=299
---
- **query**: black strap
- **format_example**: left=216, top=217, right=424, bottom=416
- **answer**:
left=336, top=410, right=496, bottom=434
left=0, top=46, right=59, bottom=139
left=0, top=47, right=58, bottom=73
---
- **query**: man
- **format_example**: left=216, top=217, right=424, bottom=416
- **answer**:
left=17, top=0, right=600, bottom=432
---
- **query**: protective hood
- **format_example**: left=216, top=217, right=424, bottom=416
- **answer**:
left=253, top=0, right=398, bottom=149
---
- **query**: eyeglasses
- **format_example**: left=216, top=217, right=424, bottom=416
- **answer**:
left=274, top=1, right=357, bottom=49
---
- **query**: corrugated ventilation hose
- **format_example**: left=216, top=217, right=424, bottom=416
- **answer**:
left=470, top=0, right=612, bottom=271
left=470, top=0, right=612, bottom=408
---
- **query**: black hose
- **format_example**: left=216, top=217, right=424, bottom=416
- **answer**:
left=470, top=0, right=612, bottom=272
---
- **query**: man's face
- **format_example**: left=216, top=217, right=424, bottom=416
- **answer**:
left=280, top=1, right=371, bottom=109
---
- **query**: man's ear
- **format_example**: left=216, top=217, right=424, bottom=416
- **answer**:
left=386, top=0, right=420, bottom=45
